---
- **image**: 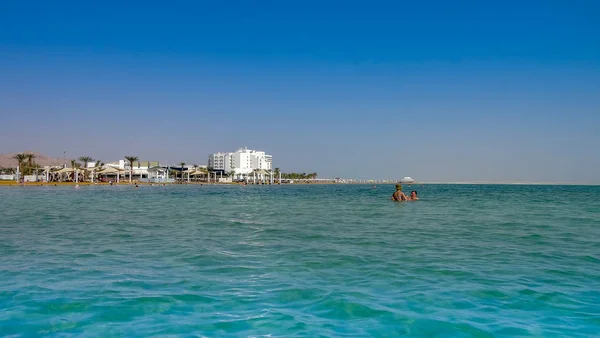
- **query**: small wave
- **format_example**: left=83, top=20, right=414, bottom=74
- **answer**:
left=309, top=294, right=395, bottom=320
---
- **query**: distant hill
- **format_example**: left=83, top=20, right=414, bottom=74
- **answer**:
left=0, top=152, right=71, bottom=168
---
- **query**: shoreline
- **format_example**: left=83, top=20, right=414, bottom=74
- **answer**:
left=0, top=181, right=598, bottom=187
left=420, top=181, right=599, bottom=186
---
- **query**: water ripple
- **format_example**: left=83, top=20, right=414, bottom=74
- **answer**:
left=1, top=184, right=599, bottom=336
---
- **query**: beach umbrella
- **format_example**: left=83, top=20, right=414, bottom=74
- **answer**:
left=400, top=177, right=415, bottom=184
left=97, top=167, right=125, bottom=183
left=54, top=167, right=74, bottom=182
left=254, top=169, right=269, bottom=183
left=54, top=167, right=74, bottom=174
left=182, top=168, right=195, bottom=182
left=85, top=167, right=101, bottom=183
left=190, top=170, right=207, bottom=182
left=190, top=170, right=207, bottom=176
left=96, top=167, right=122, bottom=174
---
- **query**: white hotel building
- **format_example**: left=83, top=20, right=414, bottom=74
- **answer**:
left=208, top=147, right=272, bottom=176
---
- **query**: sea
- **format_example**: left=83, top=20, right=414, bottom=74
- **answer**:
left=1, top=184, right=599, bottom=337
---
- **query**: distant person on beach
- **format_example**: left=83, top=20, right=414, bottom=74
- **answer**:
left=409, top=191, right=419, bottom=200
left=391, top=184, right=409, bottom=202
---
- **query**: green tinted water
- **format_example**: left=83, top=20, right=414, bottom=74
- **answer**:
left=1, top=184, right=599, bottom=336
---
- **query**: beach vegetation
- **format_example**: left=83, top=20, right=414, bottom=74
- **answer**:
left=179, top=162, right=186, bottom=181
left=0, top=167, right=16, bottom=175
left=25, top=153, right=36, bottom=172
left=79, top=156, right=94, bottom=181
left=13, top=153, right=28, bottom=174
left=79, top=156, right=94, bottom=168
left=10, top=153, right=40, bottom=175
left=280, top=172, right=318, bottom=180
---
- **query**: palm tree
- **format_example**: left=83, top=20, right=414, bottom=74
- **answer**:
left=274, top=167, right=280, bottom=183
left=95, top=160, right=101, bottom=168
left=69, top=160, right=80, bottom=182
left=79, top=156, right=94, bottom=168
left=79, top=156, right=94, bottom=182
left=25, top=153, right=36, bottom=175
left=179, top=162, right=186, bottom=182
left=13, top=153, right=27, bottom=177
left=125, top=156, right=138, bottom=184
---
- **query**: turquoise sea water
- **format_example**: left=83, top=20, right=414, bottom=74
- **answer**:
left=1, top=184, right=599, bottom=337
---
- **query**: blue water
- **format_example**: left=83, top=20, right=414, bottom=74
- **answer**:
left=1, top=184, right=599, bottom=336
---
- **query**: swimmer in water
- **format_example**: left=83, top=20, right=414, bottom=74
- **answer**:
left=75, top=184, right=80, bottom=190
left=391, top=183, right=409, bottom=202
left=135, top=184, right=139, bottom=189
left=409, top=191, right=419, bottom=200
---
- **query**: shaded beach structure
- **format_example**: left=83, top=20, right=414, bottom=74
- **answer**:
left=96, top=166, right=127, bottom=183
left=400, top=177, right=415, bottom=184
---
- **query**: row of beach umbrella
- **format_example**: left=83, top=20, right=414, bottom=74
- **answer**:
left=39, top=166, right=274, bottom=183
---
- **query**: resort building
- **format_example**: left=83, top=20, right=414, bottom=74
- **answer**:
left=208, top=153, right=229, bottom=172
left=208, top=147, right=273, bottom=176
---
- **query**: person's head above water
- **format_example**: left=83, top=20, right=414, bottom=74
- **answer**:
left=395, top=183, right=402, bottom=191
left=410, top=191, right=418, bottom=199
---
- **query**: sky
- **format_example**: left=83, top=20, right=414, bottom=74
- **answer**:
left=1, top=0, right=599, bottom=182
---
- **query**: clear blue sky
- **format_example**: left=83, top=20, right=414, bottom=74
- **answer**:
left=1, top=1, right=599, bottom=182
